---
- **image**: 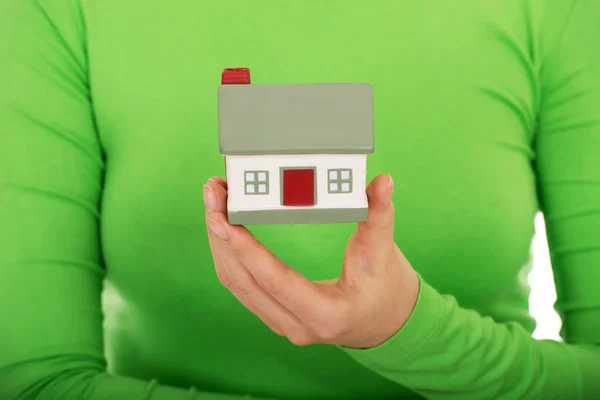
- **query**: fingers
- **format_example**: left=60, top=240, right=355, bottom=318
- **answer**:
left=217, top=254, right=301, bottom=337
left=203, top=180, right=233, bottom=263
left=207, top=209, right=329, bottom=322
left=209, top=176, right=228, bottom=190
left=204, top=177, right=302, bottom=336
left=354, top=174, right=395, bottom=249
left=203, top=176, right=331, bottom=324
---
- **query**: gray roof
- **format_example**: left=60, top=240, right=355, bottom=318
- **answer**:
left=218, top=83, right=374, bottom=155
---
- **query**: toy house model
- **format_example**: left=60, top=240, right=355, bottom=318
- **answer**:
left=218, top=68, right=374, bottom=225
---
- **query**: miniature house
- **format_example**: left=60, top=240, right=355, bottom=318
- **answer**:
left=217, top=68, right=374, bottom=225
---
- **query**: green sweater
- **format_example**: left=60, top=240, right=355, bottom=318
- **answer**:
left=1, top=0, right=599, bottom=399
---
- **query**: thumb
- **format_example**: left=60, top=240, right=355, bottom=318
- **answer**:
left=354, top=174, right=395, bottom=247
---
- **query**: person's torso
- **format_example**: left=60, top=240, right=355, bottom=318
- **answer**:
left=89, top=1, right=541, bottom=398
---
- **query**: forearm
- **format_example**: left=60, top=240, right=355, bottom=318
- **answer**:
left=344, top=277, right=599, bottom=399
left=0, top=361, right=272, bottom=400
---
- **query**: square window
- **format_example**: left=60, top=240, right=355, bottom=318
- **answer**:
left=328, top=168, right=353, bottom=194
left=244, top=170, right=269, bottom=195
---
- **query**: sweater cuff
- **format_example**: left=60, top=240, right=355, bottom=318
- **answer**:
left=342, top=275, right=450, bottom=371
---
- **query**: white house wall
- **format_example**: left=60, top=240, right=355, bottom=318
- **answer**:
left=226, top=154, right=367, bottom=211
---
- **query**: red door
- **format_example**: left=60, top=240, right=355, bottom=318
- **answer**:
left=282, top=168, right=315, bottom=206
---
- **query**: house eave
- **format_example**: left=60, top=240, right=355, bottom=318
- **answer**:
left=220, top=146, right=374, bottom=156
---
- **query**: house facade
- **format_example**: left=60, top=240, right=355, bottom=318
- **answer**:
left=217, top=71, right=374, bottom=225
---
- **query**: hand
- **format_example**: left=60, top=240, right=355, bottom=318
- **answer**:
left=203, top=174, right=419, bottom=349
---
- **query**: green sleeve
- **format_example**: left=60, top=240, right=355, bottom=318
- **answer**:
left=343, top=1, right=600, bottom=399
left=0, top=1, right=268, bottom=399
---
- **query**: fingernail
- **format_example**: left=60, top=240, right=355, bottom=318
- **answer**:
left=384, top=176, right=394, bottom=205
left=203, top=184, right=216, bottom=213
left=207, top=219, right=228, bottom=240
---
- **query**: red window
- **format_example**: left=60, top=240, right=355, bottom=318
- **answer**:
left=282, top=168, right=315, bottom=206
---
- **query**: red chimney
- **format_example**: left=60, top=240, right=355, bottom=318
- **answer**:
left=221, top=68, right=251, bottom=84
